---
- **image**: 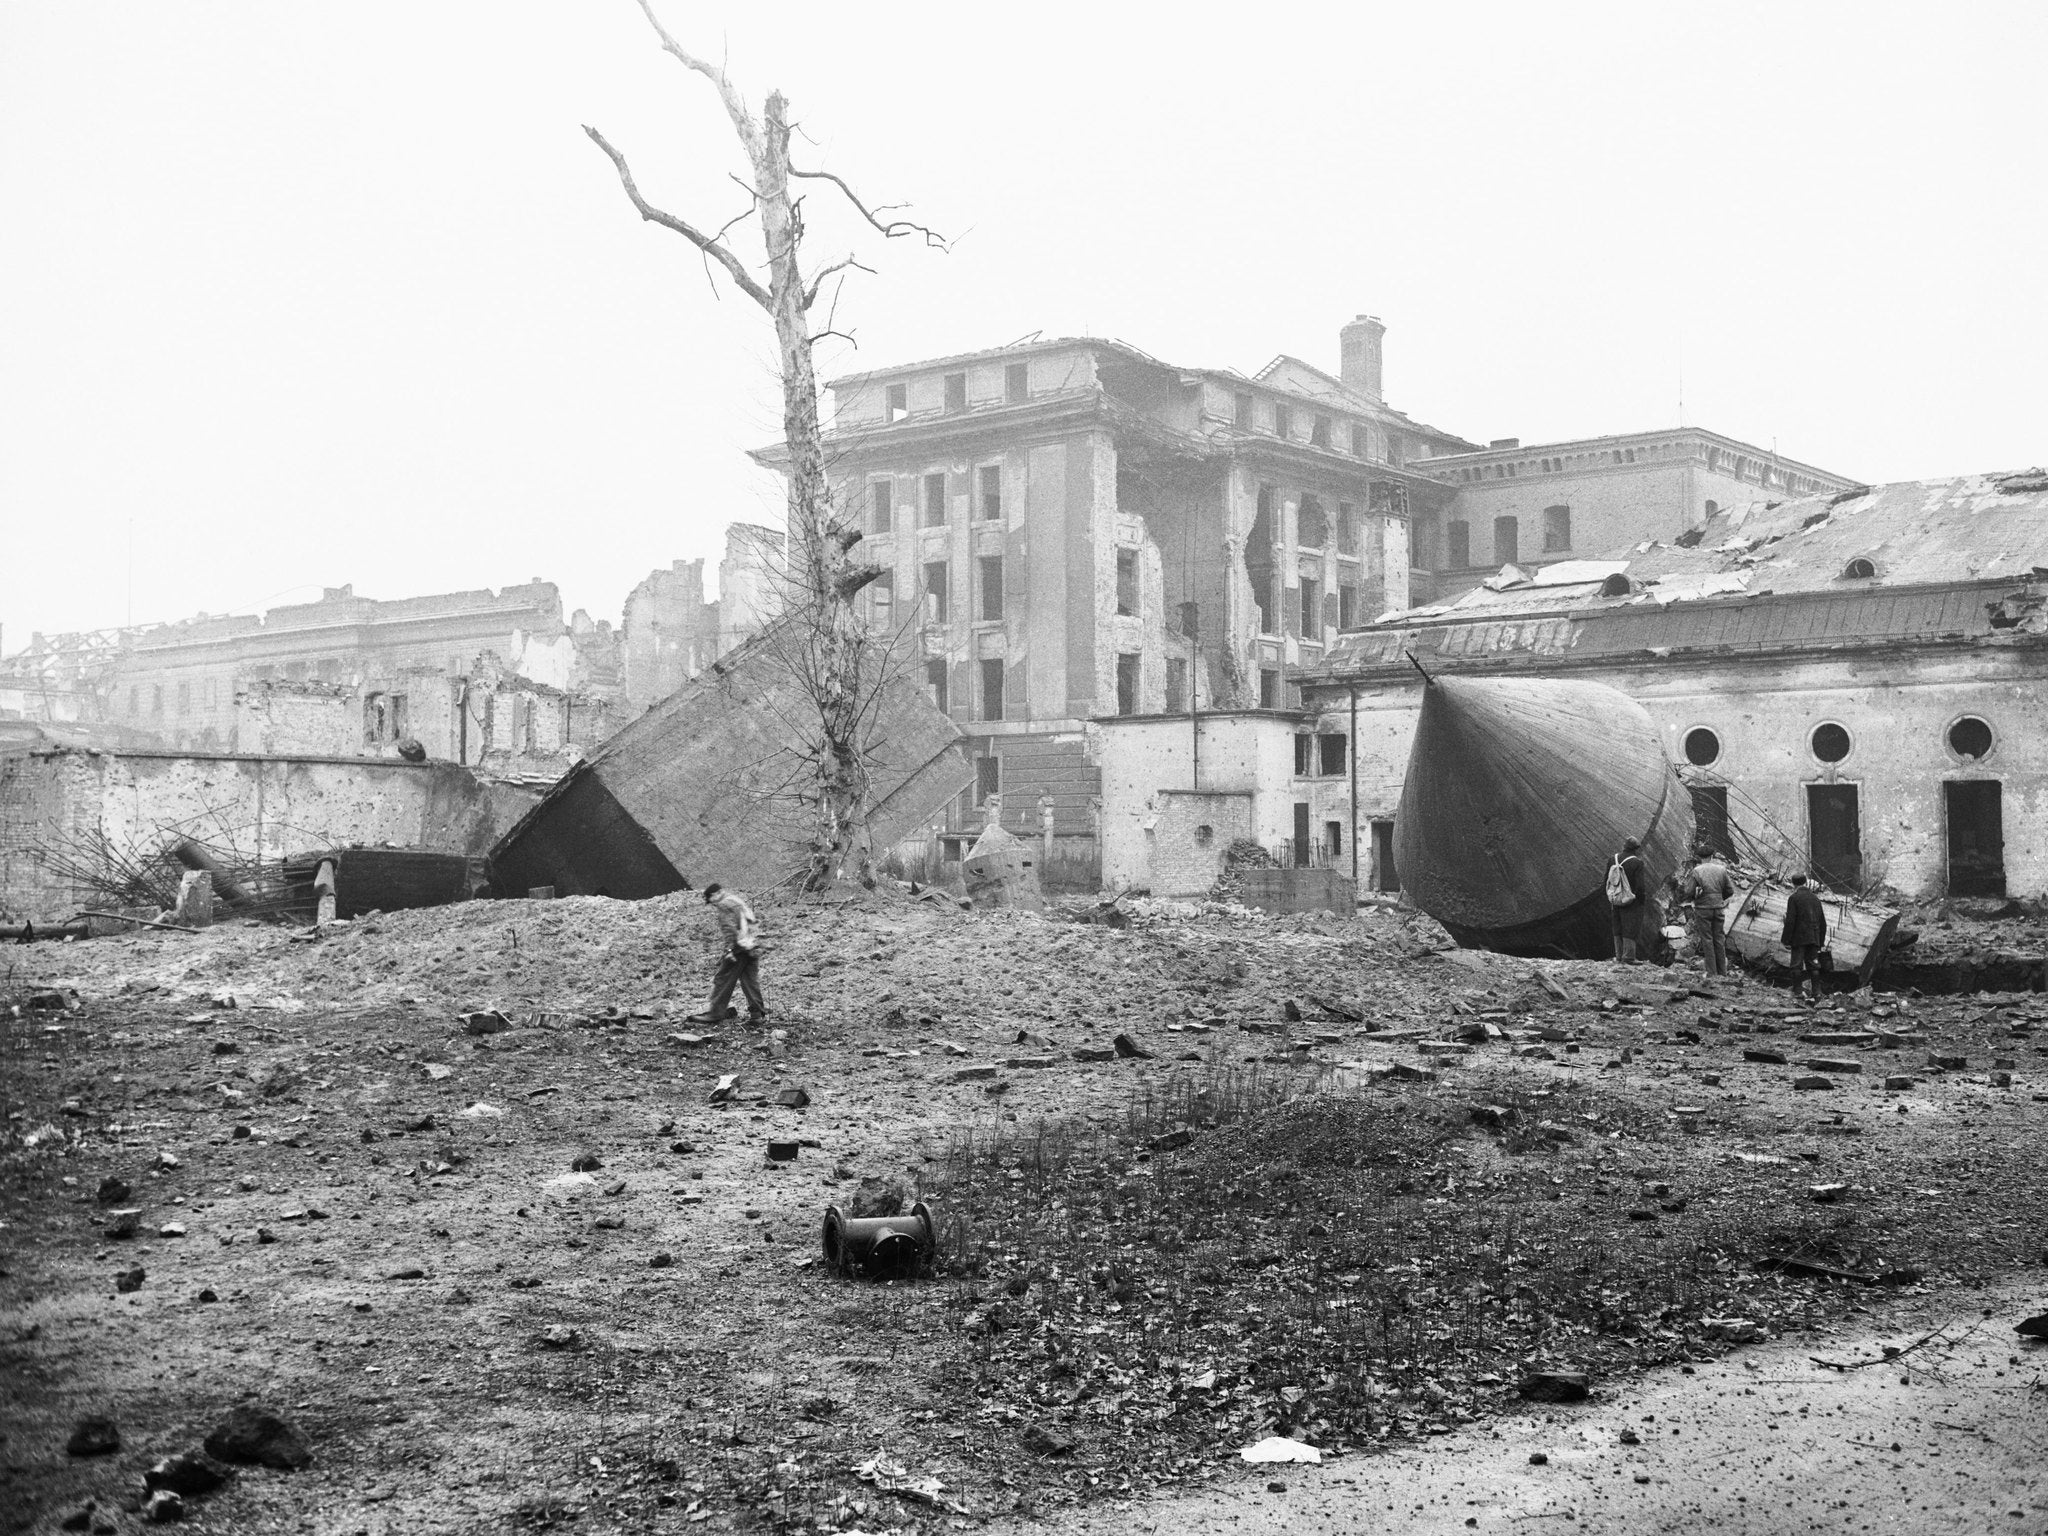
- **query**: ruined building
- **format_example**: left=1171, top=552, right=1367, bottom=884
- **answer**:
left=755, top=316, right=1846, bottom=887
left=1093, top=469, right=2048, bottom=905
left=0, top=528, right=786, bottom=779
left=757, top=320, right=1475, bottom=880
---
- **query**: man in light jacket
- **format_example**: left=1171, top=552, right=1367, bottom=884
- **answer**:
left=1685, top=844, right=1738, bottom=977
left=686, top=883, right=766, bottom=1024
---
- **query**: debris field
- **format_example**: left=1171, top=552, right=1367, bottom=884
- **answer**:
left=3, top=890, right=2047, bottom=1533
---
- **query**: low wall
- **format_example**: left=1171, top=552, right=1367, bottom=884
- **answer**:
left=0, top=748, right=518, bottom=922
left=1234, top=866, right=1357, bottom=915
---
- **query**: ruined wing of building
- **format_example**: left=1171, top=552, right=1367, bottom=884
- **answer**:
left=751, top=314, right=1849, bottom=893
left=0, top=527, right=786, bottom=781
left=1093, top=468, right=2048, bottom=905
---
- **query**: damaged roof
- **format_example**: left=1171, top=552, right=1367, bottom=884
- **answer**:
left=1311, top=469, right=2048, bottom=681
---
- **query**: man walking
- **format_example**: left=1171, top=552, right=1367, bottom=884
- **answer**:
left=1606, top=837, right=1649, bottom=963
left=1781, top=873, right=1828, bottom=1003
left=1685, top=844, right=1738, bottom=977
left=686, top=883, right=766, bottom=1025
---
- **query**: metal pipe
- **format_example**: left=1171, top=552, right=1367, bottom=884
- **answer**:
left=821, top=1201, right=935, bottom=1278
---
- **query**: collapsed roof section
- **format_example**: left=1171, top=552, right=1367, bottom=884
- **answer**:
left=1309, top=469, right=2048, bottom=681
left=488, top=623, right=972, bottom=900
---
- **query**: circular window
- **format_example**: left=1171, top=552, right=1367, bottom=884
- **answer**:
left=1811, top=723, right=1852, bottom=763
left=1683, top=727, right=1721, bottom=767
left=1948, top=716, right=1993, bottom=761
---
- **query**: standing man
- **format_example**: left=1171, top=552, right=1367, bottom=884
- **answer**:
left=1607, top=836, right=1649, bottom=963
left=686, top=883, right=766, bottom=1025
left=1685, top=843, right=1738, bottom=977
left=1780, top=873, right=1828, bottom=1003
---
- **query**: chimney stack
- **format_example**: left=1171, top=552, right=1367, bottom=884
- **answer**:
left=1339, top=314, right=1386, bottom=402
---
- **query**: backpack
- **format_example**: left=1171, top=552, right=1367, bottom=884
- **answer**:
left=1604, top=854, right=1634, bottom=906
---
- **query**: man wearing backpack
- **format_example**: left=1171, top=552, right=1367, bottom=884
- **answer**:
left=1606, top=837, right=1649, bottom=963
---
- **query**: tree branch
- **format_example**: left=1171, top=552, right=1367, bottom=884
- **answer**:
left=789, top=166, right=950, bottom=249
left=803, top=254, right=873, bottom=310
left=582, top=125, right=772, bottom=309
left=631, top=0, right=765, bottom=161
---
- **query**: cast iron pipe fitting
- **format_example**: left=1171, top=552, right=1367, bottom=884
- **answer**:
left=821, top=1201, right=935, bottom=1279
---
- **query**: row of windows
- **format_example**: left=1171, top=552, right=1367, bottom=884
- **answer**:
left=1231, top=397, right=1405, bottom=464
left=867, top=465, right=1005, bottom=533
left=1250, top=575, right=1367, bottom=638
left=882, top=362, right=1032, bottom=425
left=1682, top=715, right=1997, bottom=770
left=1437, top=506, right=1571, bottom=569
left=1451, top=448, right=1640, bottom=484
left=919, top=651, right=1165, bottom=723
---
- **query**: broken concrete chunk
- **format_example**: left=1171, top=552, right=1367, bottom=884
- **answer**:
left=95, top=1176, right=131, bottom=1205
left=1804, top=1058, right=1863, bottom=1074
left=1883, top=1074, right=1914, bottom=1090
left=66, top=1417, right=120, bottom=1457
left=1809, top=1183, right=1847, bottom=1203
left=144, top=1453, right=232, bottom=1497
left=1112, top=1033, right=1153, bottom=1060
left=203, top=1406, right=312, bottom=1470
left=1072, top=1046, right=1117, bottom=1062
left=774, top=1086, right=811, bottom=1108
left=951, top=1064, right=998, bottom=1082
left=709, top=1075, right=739, bottom=1103
left=143, top=1489, right=185, bottom=1524
left=105, top=1208, right=142, bottom=1239
left=1928, top=1053, right=1967, bottom=1071
left=1791, top=1075, right=1836, bottom=1091
left=1742, top=1048, right=1788, bottom=1065
left=1001, top=1057, right=1056, bottom=1070
left=1517, top=1369, right=1589, bottom=1403
left=1388, top=1063, right=1437, bottom=1083
left=460, top=1010, right=510, bottom=1036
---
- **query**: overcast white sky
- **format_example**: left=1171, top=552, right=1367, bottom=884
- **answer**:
left=4, top=1, right=2044, bottom=653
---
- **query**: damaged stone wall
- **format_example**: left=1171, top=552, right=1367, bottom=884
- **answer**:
left=0, top=748, right=519, bottom=923
left=1293, top=644, right=2048, bottom=904
left=1090, top=713, right=1302, bottom=891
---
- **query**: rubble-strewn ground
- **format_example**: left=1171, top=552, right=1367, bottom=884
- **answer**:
left=3, top=892, right=2047, bottom=1534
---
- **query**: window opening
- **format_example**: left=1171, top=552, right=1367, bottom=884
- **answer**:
left=923, top=472, right=947, bottom=527
left=1005, top=363, right=1028, bottom=403
left=1949, top=716, right=1993, bottom=760
left=1259, top=669, right=1280, bottom=709
left=1311, top=415, right=1331, bottom=448
left=870, top=479, right=893, bottom=533
left=1684, top=727, right=1721, bottom=767
left=1319, top=734, right=1346, bottom=776
left=1298, top=494, right=1328, bottom=547
left=1165, top=657, right=1187, bottom=714
left=1294, top=733, right=1314, bottom=776
left=1115, top=548, right=1138, bottom=616
left=1446, top=520, right=1471, bottom=568
left=1339, top=584, right=1358, bottom=628
left=1352, top=424, right=1370, bottom=458
left=925, top=659, right=949, bottom=712
left=923, top=561, right=949, bottom=624
left=1292, top=802, right=1311, bottom=867
left=1811, top=722, right=1851, bottom=763
left=1543, top=504, right=1571, bottom=553
left=1115, top=653, right=1139, bottom=716
left=1272, top=403, right=1291, bottom=439
left=978, top=464, right=1002, bottom=520
left=943, top=372, right=967, bottom=412
left=1300, top=577, right=1321, bottom=636
left=886, top=383, right=907, bottom=423
left=1325, top=820, right=1343, bottom=857
left=979, top=659, right=1005, bottom=721
left=979, top=556, right=1004, bottom=621
left=975, top=754, right=1000, bottom=804
left=1493, top=515, right=1519, bottom=566
left=1234, top=393, right=1253, bottom=428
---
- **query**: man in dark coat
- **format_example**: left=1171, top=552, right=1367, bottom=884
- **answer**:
left=1609, top=837, right=1649, bottom=963
left=1781, top=873, right=1828, bottom=1001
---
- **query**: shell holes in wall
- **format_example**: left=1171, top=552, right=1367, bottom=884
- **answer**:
left=1842, top=556, right=1877, bottom=579
left=1948, top=716, right=1994, bottom=761
left=1811, top=722, right=1852, bottom=763
left=1683, top=727, right=1721, bottom=767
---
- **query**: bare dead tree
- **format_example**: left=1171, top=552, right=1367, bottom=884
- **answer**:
left=585, top=1, right=945, bottom=891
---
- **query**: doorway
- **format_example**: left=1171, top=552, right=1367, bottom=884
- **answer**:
left=1371, top=819, right=1400, bottom=892
left=1689, top=785, right=1735, bottom=860
left=1293, top=802, right=1311, bottom=867
left=1945, top=780, right=2005, bottom=897
left=1806, top=783, right=1861, bottom=890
